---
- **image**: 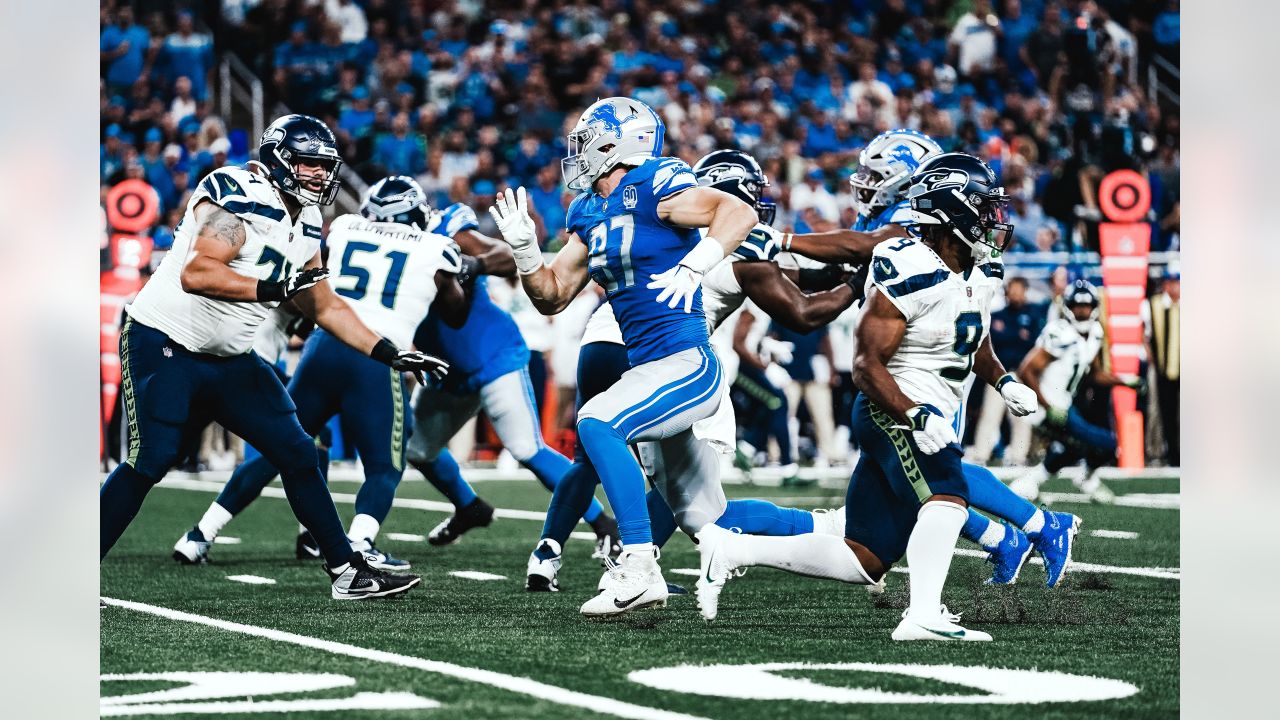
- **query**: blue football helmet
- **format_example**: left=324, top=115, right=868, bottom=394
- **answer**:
left=258, top=114, right=343, bottom=206
left=361, top=176, right=431, bottom=230
left=905, top=152, right=1013, bottom=260
left=850, top=129, right=942, bottom=217
left=692, top=149, right=776, bottom=226
left=1065, top=279, right=1101, bottom=332
left=562, top=97, right=664, bottom=191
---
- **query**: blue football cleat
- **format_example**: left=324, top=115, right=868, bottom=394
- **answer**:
left=984, top=523, right=1033, bottom=585
left=1031, top=510, right=1082, bottom=588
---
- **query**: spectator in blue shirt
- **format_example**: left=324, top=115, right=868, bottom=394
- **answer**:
left=509, top=133, right=552, bottom=188
left=372, top=112, right=427, bottom=177
left=100, top=6, right=149, bottom=93
left=527, top=164, right=567, bottom=246
left=999, top=0, right=1039, bottom=72
left=338, top=86, right=376, bottom=140
left=800, top=112, right=840, bottom=157
left=159, top=11, right=214, bottom=101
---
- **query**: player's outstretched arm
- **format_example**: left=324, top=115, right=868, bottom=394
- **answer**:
left=180, top=200, right=264, bottom=302
left=433, top=269, right=471, bottom=329
left=781, top=225, right=908, bottom=265
left=489, top=187, right=590, bottom=315
left=649, top=187, right=757, bottom=313
left=851, top=288, right=916, bottom=423
left=1016, top=347, right=1054, bottom=410
left=976, top=335, right=1038, bottom=417
left=291, top=251, right=449, bottom=383
left=453, top=229, right=516, bottom=278
left=735, top=261, right=858, bottom=333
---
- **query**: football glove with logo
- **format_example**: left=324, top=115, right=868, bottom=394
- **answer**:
left=257, top=267, right=330, bottom=303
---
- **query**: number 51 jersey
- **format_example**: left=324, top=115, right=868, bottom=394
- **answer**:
left=867, top=237, right=1004, bottom=426
left=127, top=166, right=323, bottom=356
left=326, top=214, right=463, bottom=349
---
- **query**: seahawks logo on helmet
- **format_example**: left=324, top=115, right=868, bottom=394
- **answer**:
left=589, top=104, right=639, bottom=139
left=916, top=169, right=970, bottom=192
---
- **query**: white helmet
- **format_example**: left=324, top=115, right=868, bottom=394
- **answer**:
left=850, top=129, right=942, bottom=217
left=562, top=97, right=665, bottom=191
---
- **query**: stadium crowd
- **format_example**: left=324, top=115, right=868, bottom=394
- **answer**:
left=99, top=0, right=1181, bottom=470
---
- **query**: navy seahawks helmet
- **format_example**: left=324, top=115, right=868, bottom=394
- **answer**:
left=1065, top=278, right=1100, bottom=331
left=361, top=176, right=431, bottom=230
left=905, top=152, right=1012, bottom=260
left=692, top=149, right=776, bottom=226
left=258, top=114, right=343, bottom=206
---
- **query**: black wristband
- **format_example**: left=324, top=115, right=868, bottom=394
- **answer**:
left=256, top=279, right=286, bottom=303
left=369, top=338, right=399, bottom=366
left=796, top=265, right=845, bottom=292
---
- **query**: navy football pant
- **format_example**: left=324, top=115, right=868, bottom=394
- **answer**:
left=214, top=329, right=411, bottom=526
left=844, top=394, right=969, bottom=566
left=99, top=317, right=352, bottom=567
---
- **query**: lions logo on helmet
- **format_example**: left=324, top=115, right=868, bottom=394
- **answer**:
left=850, top=129, right=943, bottom=218
left=562, top=97, right=664, bottom=191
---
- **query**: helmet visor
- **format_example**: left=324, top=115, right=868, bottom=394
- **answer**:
left=977, top=195, right=1014, bottom=253
left=756, top=197, right=777, bottom=227
left=562, top=126, right=599, bottom=190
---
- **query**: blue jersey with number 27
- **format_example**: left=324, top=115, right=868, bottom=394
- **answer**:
left=566, top=157, right=708, bottom=366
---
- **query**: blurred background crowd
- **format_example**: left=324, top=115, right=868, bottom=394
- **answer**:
left=100, top=0, right=1180, bottom=473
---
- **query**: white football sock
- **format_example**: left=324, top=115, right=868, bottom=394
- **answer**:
left=977, top=517, right=1006, bottom=548
left=905, top=501, right=968, bottom=620
left=1021, top=509, right=1047, bottom=536
left=623, top=542, right=655, bottom=557
left=728, top=532, right=873, bottom=584
left=197, top=502, right=233, bottom=541
left=348, top=514, right=380, bottom=545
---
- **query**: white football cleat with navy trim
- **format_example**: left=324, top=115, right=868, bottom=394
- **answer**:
left=891, top=606, right=992, bottom=642
left=694, top=524, right=747, bottom=622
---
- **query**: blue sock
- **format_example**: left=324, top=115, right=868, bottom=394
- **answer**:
left=715, top=499, right=815, bottom=535
left=523, top=446, right=607, bottom=523
left=577, top=418, right=651, bottom=546
left=100, top=463, right=160, bottom=559
left=417, top=450, right=478, bottom=509
left=648, top=489, right=679, bottom=547
left=216, top=453, right=280, bottom=516
left=961, top=508, right=999, bottom=548
left=539, top=459, right=600, bottom=546
left=963, top=462, right=1036, bottom=528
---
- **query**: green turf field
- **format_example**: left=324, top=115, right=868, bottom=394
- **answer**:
left=101, top=471, right=1179, bottom=718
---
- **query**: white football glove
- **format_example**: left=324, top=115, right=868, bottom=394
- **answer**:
left=487, top=187, right=543, bottom=275
left=647, top=264, right=703, bottom=313
left=903, top=405, right=957, bottom=455
left=996, top=374, right=1038, bottom=417
left=764, top=362, right=791, bottom=389
left=759, top=336, right=795, bottom=366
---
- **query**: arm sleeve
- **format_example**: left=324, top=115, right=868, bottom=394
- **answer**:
left=439, top=203, right=480, bottom=237
left=649, top=157, right=698, bottom=202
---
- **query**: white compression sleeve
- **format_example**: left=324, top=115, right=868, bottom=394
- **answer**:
left=905, top=500, right=968, bottom=620
left=728, top=532, right=873, bottom=584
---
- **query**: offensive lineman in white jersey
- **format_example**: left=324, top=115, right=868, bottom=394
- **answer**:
left=1009, top=279, right=1142, bottom=503
left=101, top=115, right=445, bottom=600
left=696, top=153, right=1041, bottom=640
left=172, top=176, right=471, bottom=570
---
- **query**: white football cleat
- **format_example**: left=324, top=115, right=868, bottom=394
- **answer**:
left=525, top=538, right=562, bottom=592
left=1074, top=470, right=1116, bottom=504
left=1008, top=465, right=1049, bottom=501
left=811, top=507, right=845, bottom=536
left=172, top=527, right=211, bottom=565
left=579, top=547, right=668, bottom=617
left=891, top=606, right=992, bottom=642
left=694, top=524, right=746, bottom=622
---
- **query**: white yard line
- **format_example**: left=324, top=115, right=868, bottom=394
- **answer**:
left=384, top=533, right=426, bottom=542
left=950, top=548, right=1179, bottom=580
left=102, top=598, right=710, bottom=720
left=225, top=575, right=276, bottom=585
left=1090, top=529, right=1140, bottom=540
left=212, top=537, right=240, bottom=545
left=449, top=571, right=508, bottom=581
left=1039, top=492, right=1180, bottom=510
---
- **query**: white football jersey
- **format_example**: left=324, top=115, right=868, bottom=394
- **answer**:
left=866, top=237, right=1003, bottom=426
left=252, top=306, right=301, bottom=365
left=128, top=166, right=323, bottom=356
left=325, top=214, right=463, bottom=349
left=1036, top=318, right=1104, bottom=412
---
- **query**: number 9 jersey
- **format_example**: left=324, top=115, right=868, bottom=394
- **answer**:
left=326, top=214, right=463, bottom=348
left=867, top=237, right=1004, bottom=426
left=566, top=156, right=707, bottom=366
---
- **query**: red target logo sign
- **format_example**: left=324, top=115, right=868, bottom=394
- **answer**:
left=105, top=179, right=160, bottom=234
left=1098, top=169, right=1151, bottom=224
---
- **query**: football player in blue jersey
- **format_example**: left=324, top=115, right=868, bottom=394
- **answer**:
left=170, top=176, right=471, bottom=571
left=403, top=197, right=619, bottom=552
left=489, top=97, right=759, bottom=616
left=765, top=129, right=1082, bottom=589
left=525, top=149, right=867, bottom=593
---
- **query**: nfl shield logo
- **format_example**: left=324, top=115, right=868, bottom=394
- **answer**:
left=966, top=287, right=973, bottom=297
left=163, top=347, right=173, bottom=358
